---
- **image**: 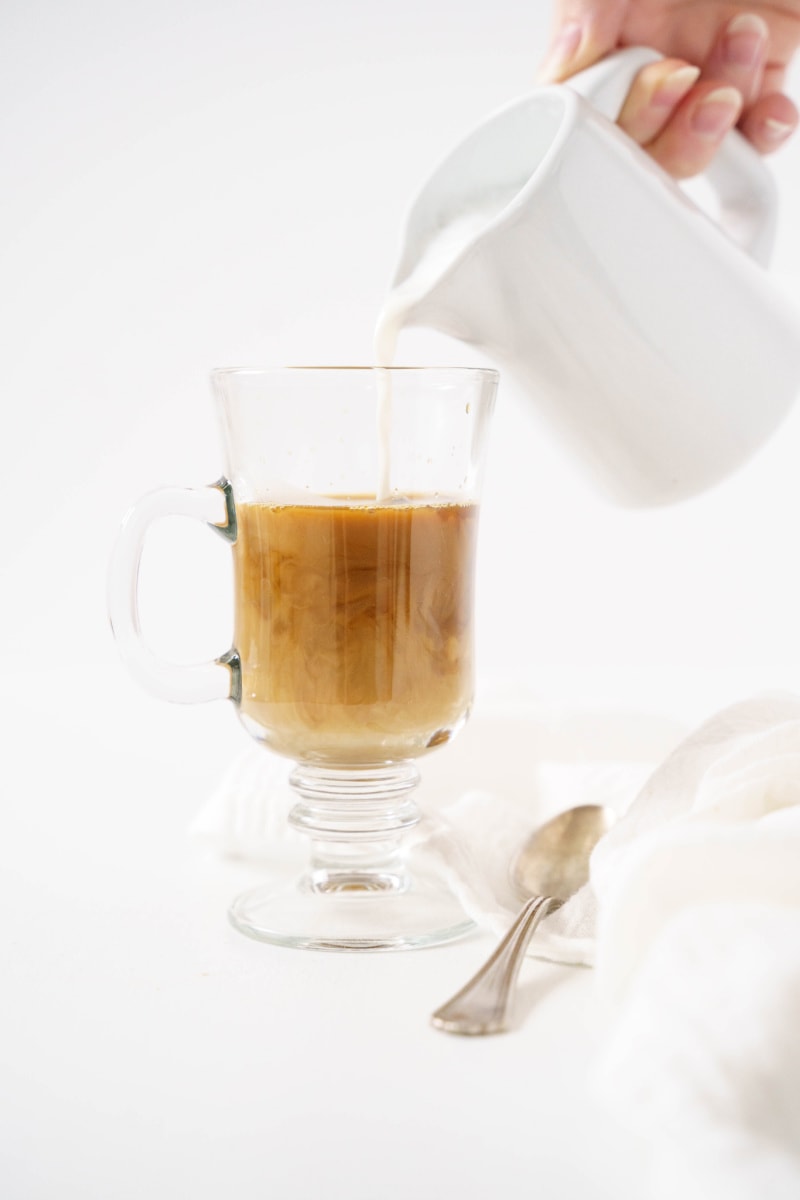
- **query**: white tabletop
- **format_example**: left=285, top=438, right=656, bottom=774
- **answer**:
left=2, top=665, right=657, bottom=1200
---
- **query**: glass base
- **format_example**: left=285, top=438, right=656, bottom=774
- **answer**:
left=228, top=862, right=475, bottom=952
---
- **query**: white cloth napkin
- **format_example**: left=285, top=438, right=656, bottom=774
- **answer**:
left=586, top=693, right=800, bottom=1200
left=191, top=694, right=800, bottom=1198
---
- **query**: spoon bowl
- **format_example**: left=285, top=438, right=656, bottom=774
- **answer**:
left=511, top=803, right=617, bottom=901
left=431, top=803, right=615, bottom=1035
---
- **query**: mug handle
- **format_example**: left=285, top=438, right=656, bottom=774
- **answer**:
left=107, top=477, right=241, bottom=704
left=566, top=45, right=778, bottom=266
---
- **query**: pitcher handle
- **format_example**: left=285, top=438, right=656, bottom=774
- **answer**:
left=566, top=45, right=777, bottom=266
left=107, top=477, right=241, bottom=704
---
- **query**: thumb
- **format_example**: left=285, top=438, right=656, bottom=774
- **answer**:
left=538, top=0, right=630, bottom=82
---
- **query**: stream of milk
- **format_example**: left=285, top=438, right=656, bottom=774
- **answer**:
left=372, top=199, right=507, bottom=499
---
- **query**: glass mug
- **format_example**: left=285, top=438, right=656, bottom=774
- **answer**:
left=109, top=367, right=497, bottom=950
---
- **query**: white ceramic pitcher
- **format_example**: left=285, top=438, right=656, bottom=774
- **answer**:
left=381, top=47, right=800, bottom=506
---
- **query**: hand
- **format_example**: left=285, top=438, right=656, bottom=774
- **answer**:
left=538, top=2, right=800, bottom=177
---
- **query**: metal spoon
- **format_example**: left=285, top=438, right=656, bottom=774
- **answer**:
left=431, top=804, right=615, bottom=1035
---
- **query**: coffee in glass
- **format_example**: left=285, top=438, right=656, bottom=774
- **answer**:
left=109, top=366, right=497, bottom=950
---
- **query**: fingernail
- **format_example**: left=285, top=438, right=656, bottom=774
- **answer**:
left=539, top=21, right=583, bottom=79
left=692, top=86, right=743, bottom=136
left=652, top=64, right=701, bottom=107
left=724, top=13, right=768, bottom=67
left=761, top=116, right=796, bottom=144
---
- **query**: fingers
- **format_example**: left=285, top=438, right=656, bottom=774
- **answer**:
left=700, top=16, right=799, bottom=154
left=617, top=63, right=743, bottom=178
left=615, top=59, right=701, bottom=146
left=537, top=0, right=629, bottom=82
left=700, top=12, right=769, bottom=106
left=538, top=5, right=799, bottom=174
left=610, top=12, right=798, bottom=176
left=615, top=57, right=744, bottom=179
left=640, top=83, right=744, bottom=178
left=739, top=91, right=799, bottom=153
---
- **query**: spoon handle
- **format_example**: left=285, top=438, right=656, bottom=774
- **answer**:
left=431, top=894, right=561, bottom=1035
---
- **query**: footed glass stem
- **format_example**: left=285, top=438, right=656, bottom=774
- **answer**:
left=228, top=761, right=475, bottom=951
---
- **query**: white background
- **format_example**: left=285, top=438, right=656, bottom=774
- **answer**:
left=2, top=2, right=800, bottom=1197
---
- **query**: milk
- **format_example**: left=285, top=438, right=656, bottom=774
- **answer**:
left=375, top=199, right=507, bottom=363
left=372, top=196, right=509, bottom=499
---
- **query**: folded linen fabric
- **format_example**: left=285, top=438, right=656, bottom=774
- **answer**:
left=583, top=694, right=800, bottom=1200
left=594, top=898, right=800, bottom=1200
